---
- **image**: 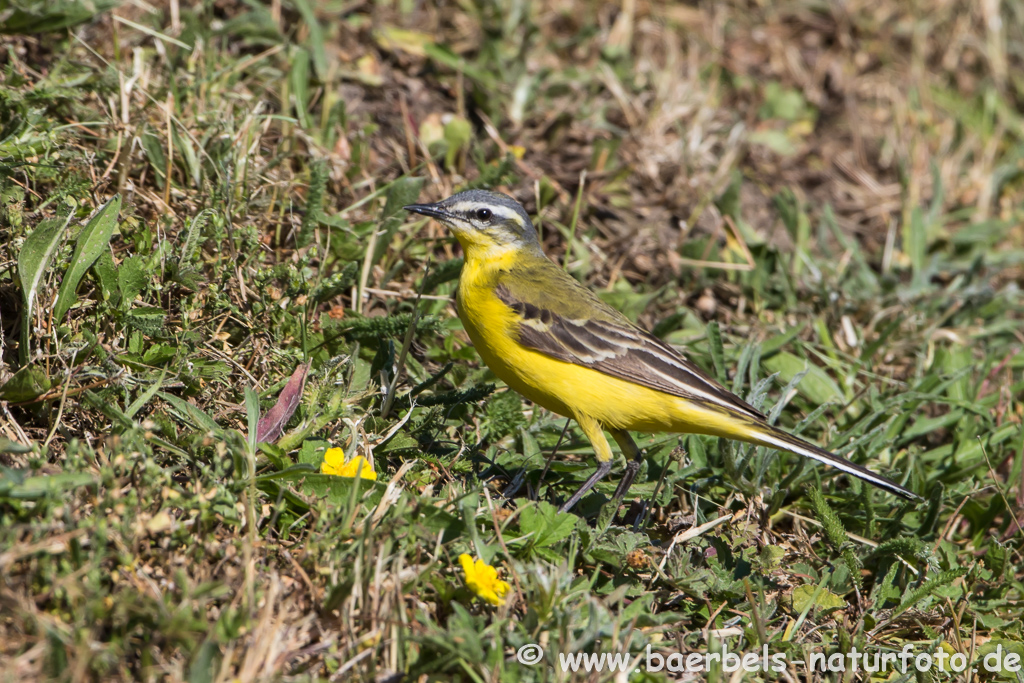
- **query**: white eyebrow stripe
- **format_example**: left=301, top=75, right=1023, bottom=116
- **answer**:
left=492, top=206, right=523, bottom=225
left=451, top=202, right=523, bottom=226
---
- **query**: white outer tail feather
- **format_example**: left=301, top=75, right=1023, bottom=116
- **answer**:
left=751, top=427, right=918, bottom=500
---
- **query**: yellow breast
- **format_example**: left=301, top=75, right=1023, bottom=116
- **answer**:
left=454, top=250, right=751, bottom=439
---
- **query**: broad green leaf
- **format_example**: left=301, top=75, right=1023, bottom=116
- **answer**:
left=18, top=212, right=71, bottom=362
left=117, top=255, right=148, bottom=308
left=53, top=194, right=121, bottom=325
left=422, top=42, right=497, bottom=91
left=0, top=364, right=52, bottom=402
left=92, top=250, right=119, bottom=303
left=142, top=342, right=176, bottom=366
left=519, top=501, right=577, bottom=548
left=762, top=351, right=843, bottom=407
left=791, top=584, right=845, bottom=613
left=299, top=438, right=330, bottom=467
left=301, top=473, right=382, bottom=506
left=172, top=127, right=201, bottom=188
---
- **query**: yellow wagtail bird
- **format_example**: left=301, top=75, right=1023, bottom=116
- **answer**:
left=405, top=190, right=919, bottom=512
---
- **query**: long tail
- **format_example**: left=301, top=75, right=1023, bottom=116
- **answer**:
left=747, top=423, right=919, bottom=501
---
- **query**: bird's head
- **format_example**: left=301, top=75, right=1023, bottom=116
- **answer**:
left=405, top=189, right=540, bottom=256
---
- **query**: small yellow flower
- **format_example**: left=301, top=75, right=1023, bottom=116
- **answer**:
left=459, top=554, right=511, bottom=606
left=321, top=447, right=377, bottom=480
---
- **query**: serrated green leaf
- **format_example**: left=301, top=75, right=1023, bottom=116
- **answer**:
left=519, top=501, right=577, bottom=548
left=53, top=194, right=121, bottom=325
left=299, top=439, right=330, bottom=467
left=92, top=250, right=119, bottom=303
left=117, top=255, right=148, bottom=309
left=124, top=306, right=166, bottom=334
left=707, top=321, right=726, bottom=385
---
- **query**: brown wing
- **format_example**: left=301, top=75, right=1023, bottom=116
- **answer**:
left=494, top=279, right=764, bottom=421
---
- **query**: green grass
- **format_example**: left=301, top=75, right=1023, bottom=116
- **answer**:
left=1, top=1, right=1023, bottom=681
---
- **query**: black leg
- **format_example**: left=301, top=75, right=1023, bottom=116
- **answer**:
left=612, top=457, right=642, bottom=500
left=610, top=430, right=645, bottom=503
left=501, top=469, right=526, bottom=500
left=559, top=459, right=612, bottom=513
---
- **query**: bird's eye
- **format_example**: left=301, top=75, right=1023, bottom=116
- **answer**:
left=475, top=208, right=492, bottom=222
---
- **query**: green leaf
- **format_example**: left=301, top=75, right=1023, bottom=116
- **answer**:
left=53, top=194, right=121, bottom=325
left=0, top=437, right=33, bottom=454
left=383, top=176, right=425, bottom=221
left=0, top=364, right=52, bottom=402
left=301, top=474, right=383, bottom=506
left=125, top=370, right=167, bottom=419
left=809, top=487, right=861, bottom=590
left=140, top=130, right=168, bottom=188
left=791, top=584, right=845, bottom=614
left=894, top=568, right=968, bottom=617
left=117, top=255, right=148, bottom=309
left=292, top=0, right=327, bottom=80
left=142, top=343, right=176, bottom=366
left=519, top=501, right=577, bottom=548
left=762, top=351, right=843, bottom=407
left=290, top=48, right=312, bottom=130
left=187, top=640, right=221, bottom=683
left=18, top=212, right=71, bottom=363
left=299, top=439, right=330, bottom=467
left=245, top=386, right=260, bottom=460
left=157, top=391, right=221, bottom=433
left=92, top=250, right=119, bottom=303
left=124, top=306, right=166, bottom=334
left=905, top=206, right=927, bottom=285
left=597, top=283, right=661, bottom=322
left=0, top=470, right=96, bottom=500
left=0, top=0, right=120, bottom=33
left=706, top=321, right=727, bottom=385
left=443, top=116, right=472, bottom=170
left=298, top=159, right=327, bottom=248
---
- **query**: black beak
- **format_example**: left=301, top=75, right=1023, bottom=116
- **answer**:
left=404, top=203, right=452, bottom=221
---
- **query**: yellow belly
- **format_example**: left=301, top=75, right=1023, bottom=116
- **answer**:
left=456, top=273, right=756, bottom=441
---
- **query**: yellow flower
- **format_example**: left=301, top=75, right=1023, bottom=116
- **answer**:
left=459, top=554, right=511, bottom=606
left=321, top=447, right=377, bottom=480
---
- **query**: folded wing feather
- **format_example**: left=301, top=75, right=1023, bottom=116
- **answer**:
left=494, top=278, right=765, bottom=423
